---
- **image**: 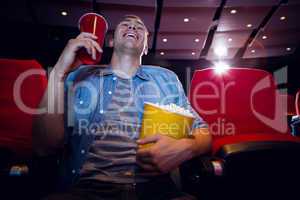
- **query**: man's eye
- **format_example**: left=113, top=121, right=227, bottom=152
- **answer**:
left=120, top=23, right=129, bottom=27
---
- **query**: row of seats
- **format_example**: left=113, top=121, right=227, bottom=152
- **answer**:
left=0, top=59, right=300, bottom=199
left=1, top=59, right=299, bottom=164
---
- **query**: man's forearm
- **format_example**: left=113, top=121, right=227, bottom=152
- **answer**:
left=182, top=128, right=212, bottom=158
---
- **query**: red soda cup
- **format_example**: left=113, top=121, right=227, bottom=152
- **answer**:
left=77, top=13, right=108, bottom=65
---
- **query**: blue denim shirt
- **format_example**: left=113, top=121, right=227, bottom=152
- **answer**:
left=58, top=65, right=207, bottom=190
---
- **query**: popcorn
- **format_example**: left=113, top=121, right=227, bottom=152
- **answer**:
left=149, top=102, right=194, bottom=118
left=139, top=102, right=195, bottom=146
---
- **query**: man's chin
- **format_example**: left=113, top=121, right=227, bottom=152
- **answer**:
left=122, top=43, right=142, bottom=53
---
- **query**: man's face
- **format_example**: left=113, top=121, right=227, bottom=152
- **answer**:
left=114, top=16, right=148, bottom=55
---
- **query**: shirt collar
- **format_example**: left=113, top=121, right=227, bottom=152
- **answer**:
left=95, top=65, right=150, bottom=81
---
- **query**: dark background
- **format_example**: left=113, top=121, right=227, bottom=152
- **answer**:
left=0, top=0, right=299, bottom=94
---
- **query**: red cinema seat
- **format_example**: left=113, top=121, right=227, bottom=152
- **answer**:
left=189, top=68, right=300, bottom=155
left=181, top=67, right=300, bottom=199
left=0, top=59, right=47, bottom=158
left=296, top=89, right=300, bottom=116
left=279, top=93, right=296, bottom=116
left=291, top=90, right=300, bottom=136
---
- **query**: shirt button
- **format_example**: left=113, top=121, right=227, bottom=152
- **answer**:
left=108, top=91, right=112, bottom=95
left=113, top=77, right=117, bottom=81
left=91, top=128, right=96, bottom=134
left=71, top=169, right=76, bottom=174
left=79, top=100, right=83, bottom=105
left=100, top=109, right=104, bottom=114
left=81, top=149, right=85, bottom=154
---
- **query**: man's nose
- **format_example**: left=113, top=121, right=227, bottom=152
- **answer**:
left=128, top=24, right=136, bottom=30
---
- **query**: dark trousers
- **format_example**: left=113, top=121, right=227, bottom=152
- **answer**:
left=43, top=176, right=196, bottom=200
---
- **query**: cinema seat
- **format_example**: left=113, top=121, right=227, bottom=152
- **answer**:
left=0, top=58, right=47, bottom=199
left=0, top=58, right=47, bottom=157
left=296, top=89, right=300, bottom=116
left=291, top=90, right=300, bottom=136
left=181, top=68, right=300, bottom=199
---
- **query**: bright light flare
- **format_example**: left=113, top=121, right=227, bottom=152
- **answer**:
left=214, top=45, right=228, bottom=57
left=214, top=62, right=230, bottom=74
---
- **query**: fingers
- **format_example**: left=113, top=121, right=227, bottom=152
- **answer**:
left=137, top=134, right=161, bottom=145
left=76, top=32, right=102, bottom=52
left=74, top=39, right=102, bottom=60
left=75, top=32, right=103, bottom=56
left=81, top=40, right=93, bottom=56
left=136, top=148, right=152, bottom=158
left=91, top=43, right=96, bottom=60
left=136, top=159, right=157, bottom=171
left=136, top=158, right=162, bottom=175
left=86, top=38, right=103, bottom=53
left=76, top=32, right=98, bottom=40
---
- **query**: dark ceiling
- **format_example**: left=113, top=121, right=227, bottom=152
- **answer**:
left=1, top=0, right=300, bottom=60
left=0, top=0, right=300, bottom=93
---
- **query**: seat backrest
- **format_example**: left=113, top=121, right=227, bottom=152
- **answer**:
left=279, top=94, right=296, bottom=116
left=0, top=59, right=47, bottom=156
left=296, top=89, right=300, bottom=116
left=189, top=68, right=288, bottom=138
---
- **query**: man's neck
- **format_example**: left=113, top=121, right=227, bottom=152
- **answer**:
left=110, top=51, right=141, bottom=79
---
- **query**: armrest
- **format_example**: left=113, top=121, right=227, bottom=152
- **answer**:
left=216, top=141, right=300, bottom=159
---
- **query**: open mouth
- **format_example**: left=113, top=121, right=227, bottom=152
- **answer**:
left=123, top=32, right=138, bottom=40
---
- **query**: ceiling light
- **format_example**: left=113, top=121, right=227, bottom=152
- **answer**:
left=262, top=35, right=267, bottom=40
left=194, top=38, right=200, bottom=42
left=214, top=61, right=230, bottom=74
left=162, top=38, right=168, bottom=42
left=251, top=49, right=255, bottom=53
left=230, top=9, right=237, bottom=14
left=184, top=18, right=189, bottom=22
left=192, top=52, right=195, bottom=55
left=286, top=47, right=291, bottom=51
left=280, top=16, right=286, bottom=21
left=160, top=52, right=165, bottom=55
left=214, top=45, right=228, bottom=57
left=228, top=38, right=233, bottom=42
left=247, top=23, right=252, bottom=28
left=61, top=11, right=68, bottom=16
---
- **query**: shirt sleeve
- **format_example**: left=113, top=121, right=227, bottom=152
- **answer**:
left=63, top=68, right=80, bottom=145
left=174, top=74, right=208, bottom=131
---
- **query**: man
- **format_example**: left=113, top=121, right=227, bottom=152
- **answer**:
left=33, top=15, right=211, bottom=200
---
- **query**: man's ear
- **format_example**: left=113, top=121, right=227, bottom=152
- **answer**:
left=143, top=44, right=148, bottom=55
left=109, top=38, right=114, bottom=48
left=143, top=33, right=149, bottom=55
left=106, top=34, right=114, bottom=48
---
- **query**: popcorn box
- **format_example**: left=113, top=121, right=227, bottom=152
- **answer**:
left=139, top=102, right=195, bottom=146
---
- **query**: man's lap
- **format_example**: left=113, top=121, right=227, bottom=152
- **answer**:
left=43, top=176, right=196, bottom=200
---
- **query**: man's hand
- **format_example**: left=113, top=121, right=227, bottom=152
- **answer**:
left=54, top=32, right=103, bottom=77
left=136, top=135, right=196, bottom=176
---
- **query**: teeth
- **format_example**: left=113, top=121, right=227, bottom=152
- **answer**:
left=126, top=33, right=136, bottom=39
